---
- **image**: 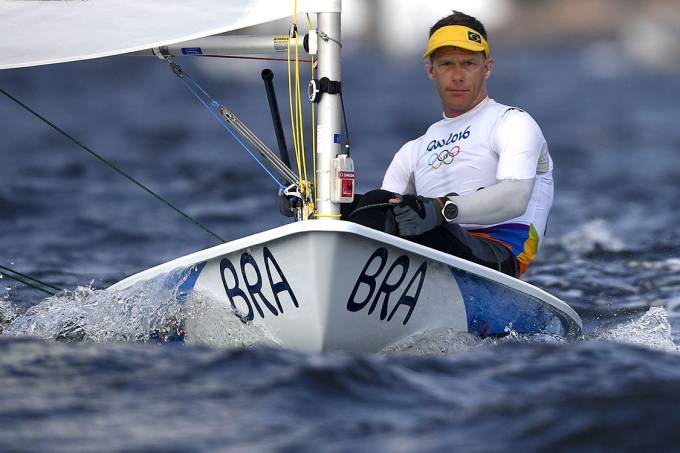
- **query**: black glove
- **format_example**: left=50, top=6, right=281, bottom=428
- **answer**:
left=391, top=195, right=444, bottom=237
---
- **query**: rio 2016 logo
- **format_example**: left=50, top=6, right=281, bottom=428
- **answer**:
left=428, top=145, right=460, bottom=169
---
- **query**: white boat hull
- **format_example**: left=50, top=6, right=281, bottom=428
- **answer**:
left=109, top=221, right=582, bottom=352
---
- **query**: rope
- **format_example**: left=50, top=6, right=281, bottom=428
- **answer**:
left=484, top=241, right=504, bottom=272
left=199, top=55, right=312, bottom=63
left=318, top=30, right=342, bottom=48
left=307, top=13, right=318, bottom=205
left=0, top=265, right=61, bottom=296
left=287, top=33, right=301, bottom=183
left=167, top=62, right=286, bottom=190
left=348, top=202, right=394, bottom=218
left=288, top=24, right=305, bottom=198
left=0, top=88, right=226, bottom=244
left=340, top=91, right=351, bottom=155
left=294, top=24, right=311, bottom=200
left=286, top=1, right=314, bottom=217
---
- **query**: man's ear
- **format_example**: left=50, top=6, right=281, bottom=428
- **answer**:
left=484, top=57, right=494, bottom=80
left=425, top=59, right=435, bottom=80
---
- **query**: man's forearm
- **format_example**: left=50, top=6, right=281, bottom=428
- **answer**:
left=447, top=178, right=535, bottom=225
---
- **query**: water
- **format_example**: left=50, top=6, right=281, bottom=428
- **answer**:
left=2, top=41, right=680, bottom=451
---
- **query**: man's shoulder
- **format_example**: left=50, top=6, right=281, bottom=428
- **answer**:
left=488, top=99, right=541, bottom=122
left=485, top=100, right=544, bottom=138
left=485, top=99, right=530, bottom=118
left=392, top=136, right=424, bottom=161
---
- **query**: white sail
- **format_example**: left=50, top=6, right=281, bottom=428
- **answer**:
left=0, top=0, right=340, bottom=70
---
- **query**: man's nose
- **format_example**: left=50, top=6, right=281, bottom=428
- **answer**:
left=451, top=64, right=464, bottom=81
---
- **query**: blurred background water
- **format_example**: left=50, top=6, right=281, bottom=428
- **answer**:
left=2, top=0, right=680, bottom=451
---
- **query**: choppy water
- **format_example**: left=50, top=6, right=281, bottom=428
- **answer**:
left=2, top=41, right=680, bottom=451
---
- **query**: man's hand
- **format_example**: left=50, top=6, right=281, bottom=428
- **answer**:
left=390, top=195, right=444, bottom=237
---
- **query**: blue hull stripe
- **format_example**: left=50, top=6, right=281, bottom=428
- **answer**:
left=177, top=261, right=207, bottom=301
left=450, top=267, right=565, bottom=337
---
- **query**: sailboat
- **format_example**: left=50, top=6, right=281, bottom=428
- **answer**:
left=1, top=0, right=581, bottom=351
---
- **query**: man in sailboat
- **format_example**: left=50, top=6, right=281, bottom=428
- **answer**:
left=349, top=11, right=553, bottom=278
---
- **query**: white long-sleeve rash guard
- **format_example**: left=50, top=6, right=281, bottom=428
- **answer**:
left=382, top=98, right=554, bottom=240
left=446, top=178, right=535, bottom=225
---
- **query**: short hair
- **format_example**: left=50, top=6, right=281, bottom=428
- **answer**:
left=429, top=11, right=488, bottom=40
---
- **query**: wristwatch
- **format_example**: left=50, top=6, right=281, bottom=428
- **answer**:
left=439, top=198, right=458, bottom=223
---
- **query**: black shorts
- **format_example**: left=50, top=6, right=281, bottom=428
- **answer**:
left=341, top=189, right=519, bottom=277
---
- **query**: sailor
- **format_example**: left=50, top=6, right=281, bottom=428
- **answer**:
left=347, top=11, right=553, bottom=278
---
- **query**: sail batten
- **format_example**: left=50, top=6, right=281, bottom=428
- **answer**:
left=0, top=0, right=321, bottom=69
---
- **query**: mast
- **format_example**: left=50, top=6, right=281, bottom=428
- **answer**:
left=314, top=1, right=343, bottom=219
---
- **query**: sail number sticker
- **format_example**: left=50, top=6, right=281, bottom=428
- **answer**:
left=347, top=247, right=427, bottom=325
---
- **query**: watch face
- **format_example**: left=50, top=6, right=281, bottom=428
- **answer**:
left=443, top=202, right=458, bottom=221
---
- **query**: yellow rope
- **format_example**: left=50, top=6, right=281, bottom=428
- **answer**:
left=307, top=13, right=317, bottom=205
left=285, top=1, right=316, bottom=217
left=294, top=22, right=309, bottom=196
left=287, top=39, right=302, bottom=186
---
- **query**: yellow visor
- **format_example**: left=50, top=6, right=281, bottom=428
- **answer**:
left=423, top=25, right=490, bottom=59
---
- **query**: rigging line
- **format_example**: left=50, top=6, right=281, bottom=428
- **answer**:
left=222, top=110, right=298, bottom=185
left=223, top=113, right=292, bottom=179
left=1, top=273, right=56, bottom=296
left=340, top=91, right=351, bottom=155
left=290, top=0, right=308, bottom=205
left=318, top=30, right=342, bottom=48
left=294, top=28, right=310, bottom=198
left=0, top=265, right=61, bottom=296
left=307, top=13, right=318, bottom=205
left=0, top=264, right=61, bottom=292
left=347, top=202, right=394, bottom=218
left=287, top=26, right=304, bottom=192
left=199, top=55, right=312, bottom=63
left=294, top=29, right=307, bottom=192
left=289, top=0, right=312, bottom=213
left=171, top=65, right=288, bottom=189
left=0, top=87, right=226, bottom=244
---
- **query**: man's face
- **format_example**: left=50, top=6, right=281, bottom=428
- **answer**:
left=426, top=47, right=494, bottom=118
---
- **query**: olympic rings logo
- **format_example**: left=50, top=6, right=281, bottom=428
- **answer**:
left=428, top=146, right=460, bottom=169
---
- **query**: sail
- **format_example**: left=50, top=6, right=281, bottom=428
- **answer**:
left=0, top=0, right=340, bottom=70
